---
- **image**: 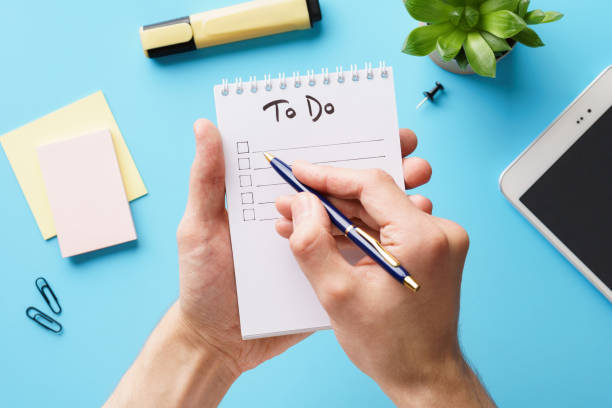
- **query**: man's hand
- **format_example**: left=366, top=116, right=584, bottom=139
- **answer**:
left=106, top=120, right=309, bottom=408
left=175, top=120, right=436, bottom=378
left=174, top=119, right=309, bottom=377
left=274, top=158, right=495, bottom=406
left=106, top=119, right=445, bottom=408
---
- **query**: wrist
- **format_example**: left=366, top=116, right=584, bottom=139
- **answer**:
left=105, top=303, right=239, bottom=408
left=382, top=352, right=495, bottom=408
left=172, top=304, right=242, bottom=383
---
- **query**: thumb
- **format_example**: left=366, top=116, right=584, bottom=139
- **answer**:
left=289, top=193, right=354, bottom=308
left=184, top=119, right=226, bottom=225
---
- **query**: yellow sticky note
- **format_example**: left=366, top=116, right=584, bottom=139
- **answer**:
left=1, top=91, right=147, bottom=240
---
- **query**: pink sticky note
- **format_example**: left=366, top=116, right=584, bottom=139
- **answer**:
left=37, top=129, right=137, bottom=257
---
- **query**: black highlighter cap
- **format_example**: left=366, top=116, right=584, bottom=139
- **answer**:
left=306, top=0, right=322, bottom=26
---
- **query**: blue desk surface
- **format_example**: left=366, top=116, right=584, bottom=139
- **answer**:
left=1, top=0, right=611, bottom=406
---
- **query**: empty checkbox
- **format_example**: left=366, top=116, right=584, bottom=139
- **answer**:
left=239, top=175, right=252, bottom=187
left=238, top=157, right=251, bottom=170
left=241, top=192, right=254, bottom=204
left=243, top=209, right=256, bottom=221
left=237, top=141, right=250, bottom=154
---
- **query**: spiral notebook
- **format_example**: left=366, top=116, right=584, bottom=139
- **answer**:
left=214, top=63, right=404, bottom=339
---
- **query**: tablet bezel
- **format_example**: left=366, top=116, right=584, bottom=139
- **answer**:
left=499, top=65, right=612, bottom=302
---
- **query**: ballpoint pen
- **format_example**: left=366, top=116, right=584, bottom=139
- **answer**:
left=263, top=153, right=420, bottom=291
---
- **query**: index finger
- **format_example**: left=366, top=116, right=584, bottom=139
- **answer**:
left=292, top=161, right=421, bottom=227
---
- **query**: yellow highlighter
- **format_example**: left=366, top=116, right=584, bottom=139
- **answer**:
left=139, top=0, right=322, bottom=58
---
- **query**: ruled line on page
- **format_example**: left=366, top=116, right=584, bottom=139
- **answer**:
left=313, top=155, right=386, bottom=165
left=254, top=155, right=387, bottom=171
left=251, top=138, right=384, bottom=154
left=256, top=182, right=287, bottom=187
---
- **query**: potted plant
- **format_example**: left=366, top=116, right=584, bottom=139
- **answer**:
left=402, top=0, right=563, bottom=78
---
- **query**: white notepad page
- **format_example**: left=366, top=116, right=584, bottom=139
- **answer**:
left=214, top=66, right=404, bottom=339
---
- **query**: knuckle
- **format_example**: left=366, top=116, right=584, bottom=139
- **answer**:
left=449, top=222, right=470, bottom=253
left=426, top=229, right=451, bottom=258
left=289, top=225, right=323, bottom=257
left=323, top=172, right=339, bottom=191
left=176, top=218, right=207, bottom=249
left=424, top=220, right=470, bottom=259
left=411, top=194, right=433, bottom=212
left=368, top=168, right=393, bottom=184
left=321, top=278, right=352, bottom=308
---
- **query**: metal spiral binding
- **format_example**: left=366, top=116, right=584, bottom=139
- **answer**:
left=336, top=66, right=345, bottom=83
left=293, top=71, right=302, bottom=88
left=322, top=68, right=330, bottom=85
left=235, top=77, right=243, bottom=94
left=350, top=64, right=359, bottom=82
left=264, top=74, right=272, bottom=91
left=220, top=62, right=389, bottom=96
left=379, top=61, right=389, bottom=78
left=307, top=70, right=316, bottom=87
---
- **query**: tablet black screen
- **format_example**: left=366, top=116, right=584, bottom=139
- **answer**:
left=520, top=106, right=612, bottom=289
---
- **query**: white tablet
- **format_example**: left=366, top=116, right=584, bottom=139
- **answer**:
left=500, top=65, right=612, bottom=302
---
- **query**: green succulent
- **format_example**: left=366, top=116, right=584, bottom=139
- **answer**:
left=401, top=0, right=563, bottom=78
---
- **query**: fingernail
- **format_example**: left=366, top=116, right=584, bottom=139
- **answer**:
left=292, top=194, right=313, bottom=225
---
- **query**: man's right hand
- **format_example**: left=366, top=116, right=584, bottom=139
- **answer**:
left=274, top=161, right=495, bottom=407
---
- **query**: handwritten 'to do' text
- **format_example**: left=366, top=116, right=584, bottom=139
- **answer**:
left=263, top=95, right=335, bottom=123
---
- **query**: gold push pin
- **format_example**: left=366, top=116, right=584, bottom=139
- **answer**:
left=416, top=81, right=444, bottom=109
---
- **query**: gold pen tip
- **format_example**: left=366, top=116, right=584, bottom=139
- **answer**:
left=403, top=276, right=420, bottom=292
left=263, top=152, right=275, bottom=162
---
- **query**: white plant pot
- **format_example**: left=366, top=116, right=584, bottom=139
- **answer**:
left=428, top=43, right=517, bottom=75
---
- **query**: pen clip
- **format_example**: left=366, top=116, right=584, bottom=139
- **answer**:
left=353, top=228, right=401, bottom=267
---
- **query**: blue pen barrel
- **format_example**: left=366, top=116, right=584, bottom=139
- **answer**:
left=312, top=194, right=353, bottom=232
